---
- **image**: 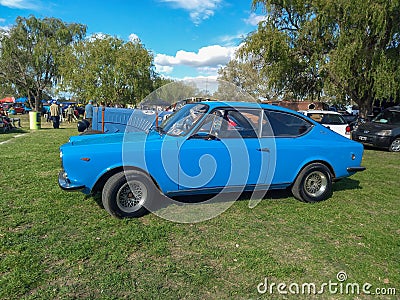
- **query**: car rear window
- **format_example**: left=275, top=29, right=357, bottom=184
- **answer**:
left=307, top=113, right=346, bottom=125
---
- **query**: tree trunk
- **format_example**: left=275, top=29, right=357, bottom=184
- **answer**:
left=33, top=90, right=43, bottom=112
left=357, top=97, right=373, bottom=119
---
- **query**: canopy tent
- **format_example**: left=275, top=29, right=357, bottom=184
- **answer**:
left=41, top=99, right=57, bottom=104
left=0, top=97, right=15, bottom=103
left=15, top=97, right=28, bottom=103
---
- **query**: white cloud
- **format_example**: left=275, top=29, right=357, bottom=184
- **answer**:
left=159, top=0, right=222, bottom=24
left=244, top=12, right=267, bottom=26
left=86, top=32, right=108, bottom=41
left=155, top=65, right=174, bottom=74
left=155, top=45, right=237, bottom=68
left=197, top=66, right=219, bottom=75
left=218, top=33, right=247, bottom=46
left=0, top=18, right=5, bottom=23
left=181, top=74, right=218, bottom=81
left=0, top=0, right=38, bottom=9
left=128, top=33, right=140, bottom=42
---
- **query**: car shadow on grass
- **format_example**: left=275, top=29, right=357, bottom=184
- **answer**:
left=89, top=189, right=293, bottom=215
left=332, top=177, right=362, bottom=192
left=88, top=178, right=362, bottom=218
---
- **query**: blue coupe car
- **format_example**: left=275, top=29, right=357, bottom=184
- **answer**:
left=59, top=101, right=365, bottom=218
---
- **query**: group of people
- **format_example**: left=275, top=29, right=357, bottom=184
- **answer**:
left=49, top=100, right=94, bottom=129
left=0, top=100, right=95, bottom=130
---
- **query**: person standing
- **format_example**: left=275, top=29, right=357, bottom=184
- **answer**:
left=66, top=105, right=74, bottom=123
left=50, top=101, right=60, bottom=129
left=84, top=100, right=94, bottom=126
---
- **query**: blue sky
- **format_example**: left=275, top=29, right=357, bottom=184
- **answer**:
left=0, top=0, right=266, bottom=79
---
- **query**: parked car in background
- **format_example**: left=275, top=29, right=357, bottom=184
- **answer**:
left=59, top=101, right=365, bottom=218
left=352, top=106, right=400, bottom=152
left=298, top=110, right=351, bottom=138
left=3, top=103, right=32, bottom=115
left=342, top=114, right=358, bottom=125
left=76, top=107, right=173, bottom=134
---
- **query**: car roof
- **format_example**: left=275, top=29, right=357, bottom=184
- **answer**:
left=198, top=101, right=304, bottom=115
left=298, top=109, right=342, bottom=115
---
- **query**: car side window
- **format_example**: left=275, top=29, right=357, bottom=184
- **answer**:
left=263, top=110, right=313, bottom=137
left=195, top=108, right=261, bottom=138
left=221, top=109, right=260, bottom=138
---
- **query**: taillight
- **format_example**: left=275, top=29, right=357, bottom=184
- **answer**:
left=346, top=125, right=351, bottom=134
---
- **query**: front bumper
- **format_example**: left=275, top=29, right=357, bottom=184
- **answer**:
left=352, top=132, right=392, bottom=149
left=58, top=170, right=85, bottom=191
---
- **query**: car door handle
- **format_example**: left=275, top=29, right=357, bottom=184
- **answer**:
left=257, top=148, right=270, bottom=152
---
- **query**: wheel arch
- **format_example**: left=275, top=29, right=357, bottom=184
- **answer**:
left=389, top=135, right=400, bottom=151
left=390, top=135, right=400, bottom=143
left=293, top=160, right=336, bottom=185
left=91, top=166, right=161, bottom=194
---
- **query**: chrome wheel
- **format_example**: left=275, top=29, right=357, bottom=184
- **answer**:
left=116, top=181, right=147, bottom=213
left=304, top=171, right=328, bottom=198
left=389, top=139, right=400, bottom=152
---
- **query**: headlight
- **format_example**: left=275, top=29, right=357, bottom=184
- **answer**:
left=377, top=130, right=392, bottom=136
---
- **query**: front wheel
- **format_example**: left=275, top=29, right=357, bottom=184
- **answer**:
left=102, top=170, right=156, bottom=218
left=389, top=138, right=400, bottom=152
left=291, top=163, right=333, bottom=203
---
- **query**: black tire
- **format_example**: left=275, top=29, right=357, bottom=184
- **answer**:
left=291, top=163, right=333, bottom=203
left=389, top=138, right=400, bottom=152
left=102, top=170, right=155, bottom=218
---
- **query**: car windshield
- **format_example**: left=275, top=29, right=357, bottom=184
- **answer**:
left=158, top=103, right=209, bottom=136
left=372, top=110, right=400, bottom=125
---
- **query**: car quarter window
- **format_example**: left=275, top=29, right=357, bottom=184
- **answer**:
left=263, top=110, right=313, bottom=137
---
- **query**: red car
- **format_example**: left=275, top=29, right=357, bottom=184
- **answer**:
left=6, top=103, right=31, bottom=114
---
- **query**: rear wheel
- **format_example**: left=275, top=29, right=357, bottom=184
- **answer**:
left=292, top=163, right=333, bottom=203
left=102, top=170, right=156, bottom=218
left=389, top=138, right=400, bottom=152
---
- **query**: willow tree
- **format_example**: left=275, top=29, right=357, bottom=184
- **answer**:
left=59, top=35, right=156, bottom=105
left=239, top=0, right=400, bottom=116
left=217, top=58, right=273, bottom=100
left=0, top=16, right=86, bottom=110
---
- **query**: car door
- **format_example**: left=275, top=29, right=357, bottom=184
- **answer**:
left=178, top=107, right=271, bottom=192
left=263, top=109, right=314, bottom=184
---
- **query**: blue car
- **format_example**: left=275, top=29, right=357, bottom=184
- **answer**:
left=59, top=101, right=365, bottom=218
left=89, top=107, right=172, bottom=133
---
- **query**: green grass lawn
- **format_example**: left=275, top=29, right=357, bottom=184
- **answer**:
left=0, top=115, right=399, bottom=299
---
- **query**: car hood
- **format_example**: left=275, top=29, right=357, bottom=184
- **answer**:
left=357, top=122, right=399, bottom=133
left=67, top=131, right=163, bottom=146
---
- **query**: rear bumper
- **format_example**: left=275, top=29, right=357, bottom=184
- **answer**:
left=58, top=170, right=85, bottom=191
left=347, top=166, right=366, bottom=173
